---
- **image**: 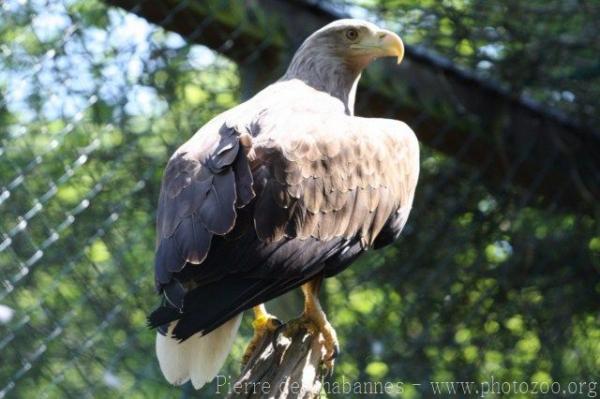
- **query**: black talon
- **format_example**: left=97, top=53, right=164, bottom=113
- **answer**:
left=271, top=321, right=287, bottom=347
left=328, top=366, right=335, bottom=378
left=269, top=318, right=284, bottom=329
left=328, top=344, right=340, bottom=361
left=323, top=361, right=335, bottom=378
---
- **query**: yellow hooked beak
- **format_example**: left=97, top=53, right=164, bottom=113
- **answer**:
left=378, top=29, right=404, bottom=64
left=350, top=29, right=404, bottom=64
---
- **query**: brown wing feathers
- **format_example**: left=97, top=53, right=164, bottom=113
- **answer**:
left=253, top=115, right=414, bottom=247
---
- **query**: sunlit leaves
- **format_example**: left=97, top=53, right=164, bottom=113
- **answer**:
left=88, top=239, right=111, bottom=263
left=361, top=0, right=600, bottom=125
left=365, top=361, right=389, bottom=379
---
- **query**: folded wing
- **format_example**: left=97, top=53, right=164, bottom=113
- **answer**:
left=154, top=123, right=254, bottom=300
left=253, top=112, right=419, bottom=248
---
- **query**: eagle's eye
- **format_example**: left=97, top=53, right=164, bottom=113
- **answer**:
left=345, top=28, right=359, bottom=41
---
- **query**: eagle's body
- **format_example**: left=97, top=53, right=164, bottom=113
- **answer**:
left=151, top=19, right=419, bottom=389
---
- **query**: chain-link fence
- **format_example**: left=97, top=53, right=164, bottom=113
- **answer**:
left=1, top=0, right=599, bottom=398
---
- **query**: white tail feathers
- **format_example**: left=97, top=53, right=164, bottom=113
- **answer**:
left=156, top=315, right=242, bottom=389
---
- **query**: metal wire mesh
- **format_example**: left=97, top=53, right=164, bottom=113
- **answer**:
left=1, top=0, right=599, bottom=398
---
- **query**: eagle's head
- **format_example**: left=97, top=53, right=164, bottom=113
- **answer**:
left=283, top=19, right=404, bottom=114
left=300, top=19, right=404, bottom=68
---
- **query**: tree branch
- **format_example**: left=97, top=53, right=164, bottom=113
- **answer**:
left=105, top=0, right=600, bottom=213
left=227, top=324, right=326, bottom=399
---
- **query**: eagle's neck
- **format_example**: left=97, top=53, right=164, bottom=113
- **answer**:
left=282, top=48, right=362, bottom=115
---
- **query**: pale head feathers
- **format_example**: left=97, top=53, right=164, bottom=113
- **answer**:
left=282, top=19, right=403, bottom=115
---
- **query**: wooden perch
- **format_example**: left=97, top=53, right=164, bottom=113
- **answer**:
left=226, top=323, right=328, bottom=399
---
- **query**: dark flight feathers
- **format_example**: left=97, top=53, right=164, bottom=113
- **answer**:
left=154, top=125, right=255, bottom=290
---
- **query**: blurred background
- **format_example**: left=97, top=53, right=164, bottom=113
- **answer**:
left=1, top=0, right=599, bottom=398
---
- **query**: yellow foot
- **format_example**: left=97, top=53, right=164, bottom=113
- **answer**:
left=286, top=315, right=340, bottom=375
left=242, top=313, right=282, bottom=367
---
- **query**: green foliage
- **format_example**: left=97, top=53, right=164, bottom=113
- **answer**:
left=0, top=0, right=598, bottom=398
left=360, top=0, right=600, bottom=126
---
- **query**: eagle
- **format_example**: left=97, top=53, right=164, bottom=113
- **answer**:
left=149, top=19, right=420, bottom=389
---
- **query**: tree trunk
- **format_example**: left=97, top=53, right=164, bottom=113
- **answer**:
left=226, top=323, right=326, bottom=399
